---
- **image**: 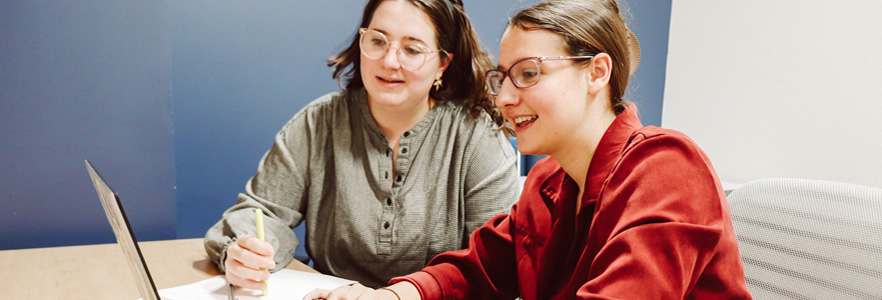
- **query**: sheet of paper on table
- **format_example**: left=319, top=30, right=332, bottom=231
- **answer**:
left=153, top=269, right=356, bottom=300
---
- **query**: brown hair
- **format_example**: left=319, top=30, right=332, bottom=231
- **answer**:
left=329, top=0, right=509, bottom=133
left=510, top=0, right=636, bottom=115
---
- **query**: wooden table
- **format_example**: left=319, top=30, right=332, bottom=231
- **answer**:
left=0, top=238, right=316, bottom=299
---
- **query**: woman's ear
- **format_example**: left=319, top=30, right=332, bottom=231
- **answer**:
left=586, top=53, right=612, bottom=94
left=436, top=53, right=454, bottom=79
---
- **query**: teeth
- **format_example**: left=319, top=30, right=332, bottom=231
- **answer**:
left=514, top=115, right=536, bottom=124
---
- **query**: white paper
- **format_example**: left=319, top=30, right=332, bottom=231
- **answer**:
left=156, top=269, right=356, bottom=300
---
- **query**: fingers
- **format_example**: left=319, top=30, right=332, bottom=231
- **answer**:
left=302, top=284, right=381, bottom=300
left=224, top=235, right=276, bottom=289
left=329, top=283, right=369, bottom=300
left=230, top=235, right=276, bottom=270
left=302, top=288, right=330, bottom=300
left=237, top=234, right=275, bottom=257
left=224, top=256, right=269, bottom=290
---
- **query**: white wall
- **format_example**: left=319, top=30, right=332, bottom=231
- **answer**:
left=663, top=0, right=882, bottom=188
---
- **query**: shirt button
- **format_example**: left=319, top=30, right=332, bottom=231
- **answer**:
left=386, top=198, right=392, bottom=206
left=403, top=131, right=410, bottom=137
left=401, top=148, right=408, bottom=154
left=384, top=171, right=388, bottom=179
left=384, top=222, right=390, bottom=229
left=396, top=175, right=402, bottom=182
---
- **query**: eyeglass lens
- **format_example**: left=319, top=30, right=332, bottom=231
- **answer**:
left=487, top=59, right=541, bottom=95
left=360, top=29, right=431, bottom=71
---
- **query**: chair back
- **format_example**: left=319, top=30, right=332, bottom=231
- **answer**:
left=727, top=178, right=882, bottom=299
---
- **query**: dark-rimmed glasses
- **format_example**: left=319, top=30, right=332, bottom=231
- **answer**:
left=485, top=55, right=594, bottom=96
left=359, top=28, right=445, bottom=71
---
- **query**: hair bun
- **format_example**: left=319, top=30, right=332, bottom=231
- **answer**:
left=626, top=29, right=640, bottom=76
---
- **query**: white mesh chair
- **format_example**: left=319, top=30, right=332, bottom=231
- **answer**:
left=727, top=178, right=882, bottom=299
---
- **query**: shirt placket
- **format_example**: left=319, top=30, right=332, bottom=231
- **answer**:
left=378, top=130, right=413, bottom=255
left=377, top=142, right=395, bottom=255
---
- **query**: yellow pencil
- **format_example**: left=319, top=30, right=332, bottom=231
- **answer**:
left=255, top=208, right=267, bottom=296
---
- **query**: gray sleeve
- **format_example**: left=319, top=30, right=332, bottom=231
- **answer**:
left=463, top=126, right=519, bottom=235
left=204, top=116, right=311, bottom=273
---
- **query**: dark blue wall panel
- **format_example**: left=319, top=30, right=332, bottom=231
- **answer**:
left=625, top=0, right=671, bottom=127
left=170, top=1, right=364, bottom=245
left=0, top=0, right=175, bottom=250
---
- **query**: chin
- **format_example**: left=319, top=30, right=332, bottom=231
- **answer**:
left=519, top=149, right=542, bottom=156
left=366, top=88, right=406, bottom=105
left=372, top=94, right=409, bottom=107
left=515, top=143, right=539, bottom=156
left=517, top=139, right=552, bottom=157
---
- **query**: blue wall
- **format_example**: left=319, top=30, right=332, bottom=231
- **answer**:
left=624, top=0, right=670, bottom=127
left=171, top=0, right=363, bottom=240
left=0, top=0, right=176, bottom=250
left=0, top=0, right=669, bottom=251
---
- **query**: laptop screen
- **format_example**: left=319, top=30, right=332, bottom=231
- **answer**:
left=85, top=160, right=161, bottom=300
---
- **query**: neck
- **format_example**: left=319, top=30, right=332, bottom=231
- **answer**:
left=368, top=97, right=434, bottom=146
left=550, top=105, right=617, bottom=203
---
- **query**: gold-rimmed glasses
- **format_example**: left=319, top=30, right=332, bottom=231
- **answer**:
left=485, top=55, right=594, bottom=96
left=359, top=28, right=445, bottom=71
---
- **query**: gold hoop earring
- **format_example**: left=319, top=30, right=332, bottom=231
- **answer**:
left=433, top=79, right=443, bottom=91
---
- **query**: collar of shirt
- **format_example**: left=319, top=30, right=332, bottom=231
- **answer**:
left=584, top=103, right=643, bottom=205
left=351, top=88, right=444, bottom=145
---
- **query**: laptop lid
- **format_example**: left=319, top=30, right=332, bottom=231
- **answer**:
left=85, top=160, right=161, bottom=300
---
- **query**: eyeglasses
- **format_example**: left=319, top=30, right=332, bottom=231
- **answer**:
left=359, top=28, right=445, bottom=71
left=485, top=55, right=594, bottom=96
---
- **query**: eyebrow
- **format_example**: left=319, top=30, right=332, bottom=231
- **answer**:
left=371, top=28, right=430, bottom=45
left=494, top=56, right=528, bottom=71
left=495, top=56, right=536, bottom=71
left=495, top=60, right=518, bottom=71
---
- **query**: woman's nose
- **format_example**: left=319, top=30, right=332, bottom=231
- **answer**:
left=382, top=43, right=402, bottom=70
left=494, top=79, right=519, bottom=108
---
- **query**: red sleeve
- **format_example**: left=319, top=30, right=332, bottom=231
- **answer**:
left=390, top=211, right=521, bottom=300
left=390, top=158, right=564, bottom=299
left=577, top=132, right=731, bottom=298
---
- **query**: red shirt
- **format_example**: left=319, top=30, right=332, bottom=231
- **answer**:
left=391, top=105, right=752, bottom=299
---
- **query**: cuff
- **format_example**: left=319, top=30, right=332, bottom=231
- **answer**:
left=390, top=271, right=442, bottom=300
left=218, top=236, right=238, bottom=273
left=390, top=261, right=467, bottom=300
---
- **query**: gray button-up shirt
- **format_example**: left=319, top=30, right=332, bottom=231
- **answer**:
left=205, top=88, right=519, bottom=287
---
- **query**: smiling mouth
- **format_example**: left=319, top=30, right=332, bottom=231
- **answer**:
left=514, top=115, right=537, bottom=127
left=378, top=76, right=404, bottom=84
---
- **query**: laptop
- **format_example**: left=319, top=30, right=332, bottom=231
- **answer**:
left=85, top=160, right=162, bottom=300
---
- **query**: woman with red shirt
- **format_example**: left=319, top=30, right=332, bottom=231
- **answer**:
left=305, top=0, right=752, bottom=299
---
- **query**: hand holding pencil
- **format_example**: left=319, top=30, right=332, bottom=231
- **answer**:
left=222, top=209, right=275, bottom=293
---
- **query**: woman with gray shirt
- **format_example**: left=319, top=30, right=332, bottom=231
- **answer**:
left=204, top=0, right=518, bottom=289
